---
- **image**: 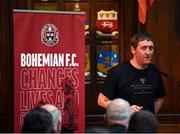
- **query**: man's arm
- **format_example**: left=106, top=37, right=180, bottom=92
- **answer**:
left=97, top=92, right=111, bottom=109
left=154, top=98, right=164, bottom=113
left=97, top=92, right=143, bottom=115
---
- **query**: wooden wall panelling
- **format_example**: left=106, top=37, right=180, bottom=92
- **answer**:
left=158, top=124, right=180, bottom=133
left=147, top=0, right=180, bottom=114
left=90, top=0, right=121, bottom=116
left=12, top=0, right=27, bottom=9
left=0, top=0, right=2, bottom=83
left=85, top=0, right=138, bottom=126
left=122, top=0, right=137, bottom=61
left=171, top=0, right=180, bottom=113
left=2, top=0, right=180, bottom=132
left=85, top=0, right=138, bottom=128
left=33, top=2, right=59, bottom=10
left=146, top=1, right=180, bottom=131
left=0, top=0, right=13, bottom=132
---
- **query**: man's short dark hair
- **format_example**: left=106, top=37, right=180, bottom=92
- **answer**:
left=21, top=107, right=54, bottom=133
left=130, top=32, right=154, bottom=48
left=128, top=110, right=158, bottom=133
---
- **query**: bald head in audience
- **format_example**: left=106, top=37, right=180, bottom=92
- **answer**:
left=41, top=104, right=62, bottom=133
left=106, top=98, right=131, bottom=132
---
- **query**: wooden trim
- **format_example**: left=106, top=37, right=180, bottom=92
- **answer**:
left=85, top=114, right=180, bottom=126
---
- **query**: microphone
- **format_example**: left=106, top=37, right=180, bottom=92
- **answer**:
left=159, top=70, right=173, bottom=79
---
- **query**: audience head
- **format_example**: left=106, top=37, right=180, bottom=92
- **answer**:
left=106, top=98, right=131, bottom=129
left=41, top=104, right=62, bottom=133
left=128, top=110, right=158, bottom=133
left=85, top=126, right=110, bottom=133
left=21, top=107, right=54, bottom=133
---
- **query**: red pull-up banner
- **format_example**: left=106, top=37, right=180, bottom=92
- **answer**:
left=13, top=10, right=85, bottom=133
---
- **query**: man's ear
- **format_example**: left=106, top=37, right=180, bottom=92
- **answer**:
left=130, top=46, right=136, bottom=55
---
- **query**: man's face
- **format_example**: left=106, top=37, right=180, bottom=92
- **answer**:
left=131, top=40, right=154, bottom=67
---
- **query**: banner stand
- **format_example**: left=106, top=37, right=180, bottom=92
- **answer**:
left=13, top=9, right=85, bottom=133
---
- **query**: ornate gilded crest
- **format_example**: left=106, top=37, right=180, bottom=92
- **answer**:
left=96, top=10, right=118, bottom=37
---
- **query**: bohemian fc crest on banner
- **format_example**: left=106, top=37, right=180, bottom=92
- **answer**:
left=41, top=23, right=59, bottom=46
left=96, top=10, right=118, bottom=37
